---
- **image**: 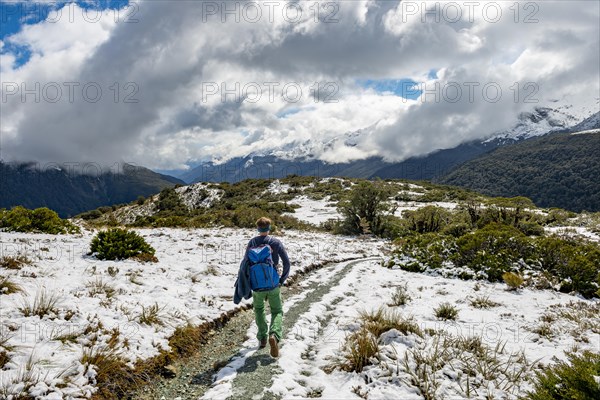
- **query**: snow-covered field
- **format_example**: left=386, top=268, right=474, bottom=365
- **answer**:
left=204, top=259, right=600, bottom=399
left=1, top=219, right=599, bottom=398
left=0, top=228, right=381, bottom=398
left=283, top=195, right=341, bottom=225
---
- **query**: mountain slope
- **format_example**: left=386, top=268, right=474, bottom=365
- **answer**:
left=435, top=130, right=600, bottom=212
left=0, top=162, right=184, bottom=217
left=178, top=104, right=596, bottom=184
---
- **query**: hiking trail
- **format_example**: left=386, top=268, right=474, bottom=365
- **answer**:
left=135, top=258, right=379, bottom=400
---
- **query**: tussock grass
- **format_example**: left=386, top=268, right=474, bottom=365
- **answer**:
left=86, top=277, right=116, bottom=298
left=342, top=327, right=379, bottom=373
left=403, top=333, right=536, bottom=400
left=0, top=276, right=23, bottom=295
left=434, top=302, right=459, bottom=321
left=138, top=303, right=165, bottom=326
left=359, top=307, right=422, bottom=337
left=19, top=289, right=60, bottom=318
left=554, top=301, right=600, bottom=334
left=339, top=307, right=422, bottom=373
left=0, top=352, right=41, bottom=399
left=205, top=265, right=220, bottom=276
left=469, top=295, right=500, bottom=309
left=0, top=350, right=9, bottom=369
left=389, top=284, right=411, bottom=306
left=82, top=345, right=143, bottom=400
left=532, top=322, right=555, bottom=339
left=0, top=254, right=32, bottom=270
left=502, top=272, right=525, bottom=290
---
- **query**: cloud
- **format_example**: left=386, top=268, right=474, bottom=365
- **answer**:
left=1, top=0, right=598, bottom=171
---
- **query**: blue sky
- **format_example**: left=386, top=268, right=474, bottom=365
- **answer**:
left=358, top=78, right=422, bottom=99
left=1, top=1, right=128, bottom=66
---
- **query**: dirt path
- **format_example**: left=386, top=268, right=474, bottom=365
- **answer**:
left=134, top=258, right=376, bottom=400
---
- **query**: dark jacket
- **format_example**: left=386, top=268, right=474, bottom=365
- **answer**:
left=233, top=235, right=290, bottom=304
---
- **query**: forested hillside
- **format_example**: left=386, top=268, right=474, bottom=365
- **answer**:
left=436, top=131, right=600, bottom=212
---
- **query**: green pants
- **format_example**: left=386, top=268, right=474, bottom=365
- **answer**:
left=252, top=286, right=283, bottom=341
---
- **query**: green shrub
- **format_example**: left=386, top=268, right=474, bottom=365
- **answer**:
left=90, top=228, right=156, bottom=261
left=536, top=236, right=600, bottom=298
left=527, top=351, right=600, bottom=400
left=157, top=187, right=186, bottom=215
left=78, top=209, right=102, bottom=220
left=2, top=205, right=31, bottom=231
left=402, top=206, right=452, bottom=234
left=451, top=223, right=533, bottom=282
left=337, top=181, right=393, bottom=235
left=544, top=208, right=576, bottom=226
left=441, top=222, right=470, bottom=238
left=518, top=220, right=545, bottom=236
left=396, top=232, right=454, bottom=270
left=0, top=206, right=79, bottom=234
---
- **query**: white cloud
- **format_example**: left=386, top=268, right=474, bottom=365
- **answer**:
left=1, top=0, right=598, bottom=170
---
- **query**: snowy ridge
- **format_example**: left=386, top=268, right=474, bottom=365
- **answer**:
left=175, top=182, right=223, bottom=210
left=569, top=112, right=600, bottom=133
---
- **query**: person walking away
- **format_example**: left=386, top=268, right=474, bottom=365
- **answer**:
left=233, top=217, right=290, bottom=357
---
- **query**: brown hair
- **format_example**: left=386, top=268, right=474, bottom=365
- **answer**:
left=256, top=217, right=272, bottom=230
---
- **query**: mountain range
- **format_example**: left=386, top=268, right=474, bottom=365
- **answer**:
left=0, top=163, right=184, bottom=218
left=177, top=104, right=599, bottom=184
left=2, top=102, right=598, bottom=216
left=436, top=128, right=600, bottom=212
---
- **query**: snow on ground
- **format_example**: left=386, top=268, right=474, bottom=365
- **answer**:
left=393, top=201, right=459, bottom=217
left=545, top=226, right=600, bottom=242
left=263, top=260, right=600, bottom=399
left=0, top=228, right=382, bottom=398
left=571, top=128, right=600, bottom=135
left=284, top=196, right=460, bottom=226
left=265, top=180, right=292, bottom=195
left=175, top=183, right=223, bottom=209
left=283, top=196, right=341, bottom=225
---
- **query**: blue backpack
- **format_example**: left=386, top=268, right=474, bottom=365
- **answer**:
left=247, top=237, right=280, bottom=292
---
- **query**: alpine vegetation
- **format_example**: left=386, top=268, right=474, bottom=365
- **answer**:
left=1, top=177, right=599, bottom=399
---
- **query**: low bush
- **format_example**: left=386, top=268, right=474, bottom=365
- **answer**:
left=451, top=223, right=533, bottom=282
left=396, top=232, right=454, bottom=270
left=527, top=350, right=600, bottom=400
left=391, top=221, right=600, bottom=297
left=90, top=228, right=156, bottom=261
left=402, top=206, right=452, bottom=234
left=0, top=206, right=80, bottom=234
left=536, top=236, right=600, bottom=298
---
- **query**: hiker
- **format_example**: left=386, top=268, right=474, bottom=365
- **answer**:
left=233, top=217, right=290, bottom=357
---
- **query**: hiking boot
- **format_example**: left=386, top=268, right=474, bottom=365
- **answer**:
left=259, top=338, right=267, bottom=349
left=268, top=335, right=279, bottom=358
